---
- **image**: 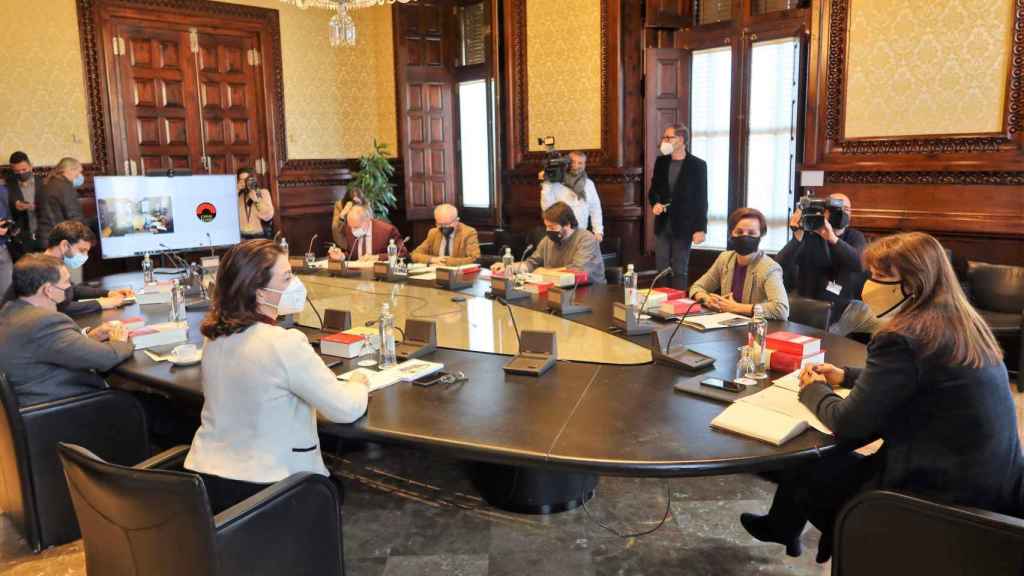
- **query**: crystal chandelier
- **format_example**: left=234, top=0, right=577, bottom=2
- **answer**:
left=280, top=0, right=415, bottom=47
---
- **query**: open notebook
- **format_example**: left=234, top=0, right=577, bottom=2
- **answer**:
left=337, top=359, right=444, bottom=392
left=682, top=312, right=751, bottom=331
left=710, top=370, right=851, bottom=445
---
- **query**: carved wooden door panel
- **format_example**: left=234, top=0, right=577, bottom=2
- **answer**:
left=396, top=1, right=457, bottom=221
left=195, top=31, right=263, bottom=176
left=110, top=23, right=200, bottom=175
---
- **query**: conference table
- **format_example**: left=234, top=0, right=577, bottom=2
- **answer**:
left=83, top=265, right=867, bottom=513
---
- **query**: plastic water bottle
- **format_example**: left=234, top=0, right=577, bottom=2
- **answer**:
left=279, top=236, right=289, bottom=256
left=623, top=264, right=638, bottom=307
left=378, top=303, right=397, bottom=369
left=142, top=252, right=154, bottom=285
left=748, top=304, right=768, bottom=378
left=387, top=238, right=398, bottom=272
left=170, top=280, right=186, bottom=322
left=501, top=247, right=516, bottom=286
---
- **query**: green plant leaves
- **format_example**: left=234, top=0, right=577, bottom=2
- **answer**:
left=353, top=139, right=398, bottom=221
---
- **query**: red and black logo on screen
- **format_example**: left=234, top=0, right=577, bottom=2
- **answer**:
left=196, top=202, right=217, bottom=223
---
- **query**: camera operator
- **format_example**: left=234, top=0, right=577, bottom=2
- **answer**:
left=538, top=150, right=604, bottom=242
left=236, top=167, right=275, bottom=240
left=776, top=193, right=876, bottom=336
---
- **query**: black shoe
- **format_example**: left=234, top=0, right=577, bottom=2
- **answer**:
left=815, top=535, right=832, bottom=564
left=740, top=513, right=803, bottom=557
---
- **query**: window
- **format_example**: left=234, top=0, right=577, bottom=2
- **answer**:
left=694, top=0, right=732, bottom=25
left=459, top=80, right=492, bottom=208
left=690, top=46, right=732, bottom=248
left=746, top=37, right=799, bottom=251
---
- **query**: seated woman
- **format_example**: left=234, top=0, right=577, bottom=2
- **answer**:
left=689, top=207, right=789, bottom=320
left=185, top=239, right=369, bottom=512
left=489, top=201, right=606, bottom=284
left=741, top=232, right=1023, bottom=563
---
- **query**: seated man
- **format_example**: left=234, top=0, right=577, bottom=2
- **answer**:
left=327, top=205, right=406, bottom=262
left=775, top=193, right=873, bottom=335
left=0, top=254, right=133, bottom=406
left=490, top=202, right=606, bottom=285
left=1, top=220, right=132, bottom=317
left=689, top=207, right=789, bottom=320
left=411, top=203, right=480, bottom=266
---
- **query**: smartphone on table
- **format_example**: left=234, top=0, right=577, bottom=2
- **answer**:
left=699, top=377, right=747, bottom=393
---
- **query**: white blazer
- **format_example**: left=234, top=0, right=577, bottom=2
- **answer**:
left=185, top=322, right=368, bottom=483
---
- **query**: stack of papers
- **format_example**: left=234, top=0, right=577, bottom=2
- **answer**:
left=710, top=370, right=850, bottom=445
left=682, top=312, right=751, bottom=331
left=338, top=359, right=444, bottom=392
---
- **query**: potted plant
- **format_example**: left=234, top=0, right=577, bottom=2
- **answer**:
left=352, top=140, right=397, bottom=220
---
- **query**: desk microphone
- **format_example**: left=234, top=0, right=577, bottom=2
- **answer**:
left=305, top=294, right=324, bottom=330
left=520, top=243, right=535, bottom=262
left=495, top=296, right=522, bottom=350
left=638, top=267, right=673, bottom=315
left=307, top=234, right=318, bottom=256
left=273, top=231, right=283, bottom=245
left=665, top=300, right=702, bottom=352
left=158, top=243, right=189, bottom=272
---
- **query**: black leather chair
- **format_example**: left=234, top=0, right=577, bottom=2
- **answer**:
left=57, top=442, right=345, bottom=576
left=787, top=294, right=833, bottom=331
left=965, top=261, right=1024, bottom=386
left=833, top=490, right=1024, bottom=575
left=0, top=374, right=149, bottom=552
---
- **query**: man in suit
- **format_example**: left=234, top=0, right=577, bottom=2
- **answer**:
left=327, top=205, right=407, bottom=261
left=649, top=123, right=708, bottom=290
left=0, top=254, right=133, bottom=407
left=410, top=204, right=480, bottom=266
left=1, top=220, right=133, bottom=317
left=4, top=151, right=45, bottom=257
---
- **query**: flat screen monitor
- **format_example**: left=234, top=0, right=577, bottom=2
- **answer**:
left=94, top=175, right=241, bottom=259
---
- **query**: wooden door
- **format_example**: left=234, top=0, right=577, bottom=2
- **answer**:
left=644, top=48, right=690, bottom=252
left=111, top=23, right=200, bottom=174
left=195, top=31, right=263, bottom=175
left=396, top=2, right=457, bottom=222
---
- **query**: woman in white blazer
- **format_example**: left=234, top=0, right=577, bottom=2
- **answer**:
left=185, top=239, right=369, bottom=512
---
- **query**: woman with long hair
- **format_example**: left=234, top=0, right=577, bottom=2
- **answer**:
left=184, top=239, right=368, bottom=512
left=741, top=232, right=1023, bottom=563
left=331, top=187, right=368, bottom=251
left=37, top=157, right=85, bottom=248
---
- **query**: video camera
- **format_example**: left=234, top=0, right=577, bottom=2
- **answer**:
left=0, top=218, right=21, bottom=238
left=798, top=194, right=846, bottom=231
left=538, top=136, right=570, bottom=183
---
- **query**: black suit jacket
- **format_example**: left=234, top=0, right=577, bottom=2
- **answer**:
left=648, top=153, right=708, bottom=237
left=800, top=332, right=1024, bottom=517
left=776, top=227, right=867, bottom=319
left=4, top=172, right=46, bottom=255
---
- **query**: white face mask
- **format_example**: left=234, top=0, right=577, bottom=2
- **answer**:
left=862, top=278, right=911, bottom=319
left=352, top=226, right=368, bottom=238
left=659, top=141, right=675, bottom=156
left=259, top=277, right=307, bottom=316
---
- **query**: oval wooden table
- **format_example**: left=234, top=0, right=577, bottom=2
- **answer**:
left=84, top=268, right=866, bottom=513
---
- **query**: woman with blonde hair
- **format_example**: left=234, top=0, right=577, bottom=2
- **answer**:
left=37, top=157, right=85, bottom=247
left=741, top=232, right=1023, bottom=563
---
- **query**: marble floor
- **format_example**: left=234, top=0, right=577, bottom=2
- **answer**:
left=2, top=380, right=1021, bottom=576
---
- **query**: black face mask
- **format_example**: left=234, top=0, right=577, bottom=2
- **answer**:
left=728, top=234, right=761, bottom=256
left=440, top=226, right=455, bottom=238
left=16, top=172, right=32, bottom=182
left=546, top=230, right=563, bottom=245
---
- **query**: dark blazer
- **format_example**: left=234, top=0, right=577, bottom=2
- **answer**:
left=4, top=172, right=46, bottom=254
left=776, top=228, right=867, bottom=319
left=800, top=332, right=1024, bottom=517
left=341, top=219, right=407, bottom=261
left=36, top=176, right=84, bottom=248
left=648, top=153, right=708, bottom=237
left=0, top=299, right=133, bottom=406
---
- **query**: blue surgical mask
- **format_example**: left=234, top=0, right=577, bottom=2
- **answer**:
left=64, top=251, right=88, bottom=269
left=72, top=174, right=85, bottom=188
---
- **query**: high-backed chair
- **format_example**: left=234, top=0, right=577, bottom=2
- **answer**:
left=58, top=443, right=345, bottom=576
left=833, top=490, right=1024, bottom=575
left=787, top=294, right=833, bottom=331
left=965, top=261, right=1024, bottom=387
left=0, top=374, right=149, bottom=552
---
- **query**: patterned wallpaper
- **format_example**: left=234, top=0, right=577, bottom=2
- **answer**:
left=0, top=0, right=93, bottom=165
left=0, top=0, right=397, bottom=166
left=525, top=0, right=602, bottom=152
left=844, top=0, right=1013, bottom=139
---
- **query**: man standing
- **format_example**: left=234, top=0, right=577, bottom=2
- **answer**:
left=0, top=254, right=133, bottom=406
left=649, top=124, right=708, bottom=290
left=539, top=151, right=604, bottom=242
left=411, top=204, right=480, bottom=266
left=5, top=151, right=44, bottom=256
left=327, top=205, right=406, bottom=261
left=776, top=193, right=872, bottom=335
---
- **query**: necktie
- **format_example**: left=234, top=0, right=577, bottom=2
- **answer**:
left=444, top=237, right=451, bottom=257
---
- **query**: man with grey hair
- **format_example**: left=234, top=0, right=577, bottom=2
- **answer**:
left=411, top=203, right=481, bottom=266
left=650, top=123, right=708, bottom=290
left=539, top=150, right=604, bottom=242
left=327, top=204, right=406, bottom=261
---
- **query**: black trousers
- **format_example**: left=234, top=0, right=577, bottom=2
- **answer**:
left=199, top=473, right=273, bottom=514
left=761, top=450, right=876, bottom=557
